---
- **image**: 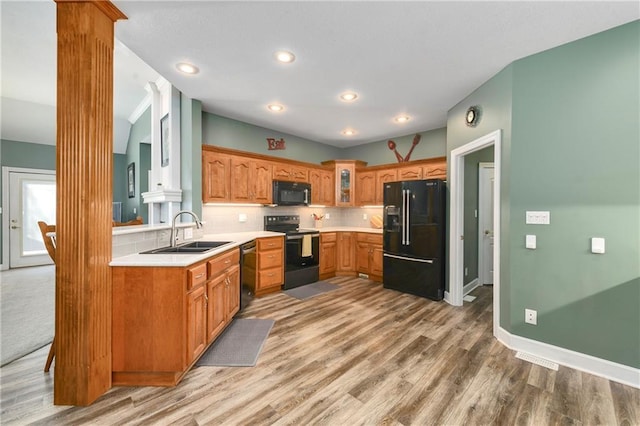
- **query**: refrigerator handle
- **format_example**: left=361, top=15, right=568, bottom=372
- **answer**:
left=406, top=189, right=411, bottom=245
left=401, top=190, right=406, bottom=245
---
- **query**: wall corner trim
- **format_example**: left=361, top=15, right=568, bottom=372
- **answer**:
left=496, top=327, right=639, bottom=389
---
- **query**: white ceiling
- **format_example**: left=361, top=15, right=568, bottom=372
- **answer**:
left=2, top=1, right=638, bottom=153
left=1, top=0, right=160, bottom=154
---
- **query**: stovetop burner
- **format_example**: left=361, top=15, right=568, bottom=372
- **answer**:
left=264, top=215, right=319, bottom=236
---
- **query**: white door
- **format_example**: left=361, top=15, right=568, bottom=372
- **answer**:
left=478, top=163, right=494, bottom=285
left=8, top=171, right=56, bottom=268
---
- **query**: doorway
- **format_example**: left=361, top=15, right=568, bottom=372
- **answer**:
left=448, top=130, right=501, bottom=337
left=2, top=168, right=56, bottom=269
left=478, top=163, right=495, bottom=286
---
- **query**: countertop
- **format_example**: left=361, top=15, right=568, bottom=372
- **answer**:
left=110, top=227, right=382, bottom=267
left=109, top=231, right=282, bottom=267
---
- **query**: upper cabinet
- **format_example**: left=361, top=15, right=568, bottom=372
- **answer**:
left=230, top=157, right=272, bottom=204
left=309, top=167, right=335, bottom=206
left=272, top=162, right=308, bottom=182
left=322, top=160, right=367, bottom=207
left=203, top=151, right=231, bottom=202
left=203, top=146, right=445, bottom=206
left=398, top=158, right=447, bottom=181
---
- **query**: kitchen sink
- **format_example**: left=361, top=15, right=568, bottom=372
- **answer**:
left=140, top=241, right=233, bottom=254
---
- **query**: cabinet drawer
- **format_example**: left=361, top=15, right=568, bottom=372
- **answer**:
left=258, top=267, right=283, bottom=289
left=258, top=237, right=284, bottom=251
left=187, top=263, right=207, bottom=291
left=258, top=250, right=282, bottom=269
left=321, top=232, right=337, bottom=243
left=207, top=248, right=240, bottom=277
left=356, top=233, right=382, bottom=244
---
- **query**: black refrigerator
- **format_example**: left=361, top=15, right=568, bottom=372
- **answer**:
left=383, top=179, right=446, bottom=300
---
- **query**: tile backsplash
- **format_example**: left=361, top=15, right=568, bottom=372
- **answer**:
left=200, top=205, right=383, bottom=233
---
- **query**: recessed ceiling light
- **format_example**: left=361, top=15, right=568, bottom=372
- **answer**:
left=176, top=62, right=199, bottom=75
left=342, top=129, right=356, bottom=136
left=267, top=104, right=284, bottom=112
left=340, top=92, right=358, bottom=102
left=395, top=115, right=410, bottom=123
left=274, top=50, right=296, bottom=63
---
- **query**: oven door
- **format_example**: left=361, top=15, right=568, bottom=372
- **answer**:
left=285, top=234, right=319, bottom=270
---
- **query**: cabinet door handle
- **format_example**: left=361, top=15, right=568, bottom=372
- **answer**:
left=195, top=273, right=205, bottom=279
left=224, top=260, right=230, bottom=264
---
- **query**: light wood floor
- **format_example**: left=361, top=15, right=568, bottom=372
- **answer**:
left=1, top=277, right=638, bottom=425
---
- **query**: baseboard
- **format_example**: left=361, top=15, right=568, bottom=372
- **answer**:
left=463, top=278, right=479, bottom=295
left=496, top=327, right=639, bottom=389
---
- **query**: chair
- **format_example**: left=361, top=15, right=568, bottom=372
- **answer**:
left=113, top=216, right=143, bottom=227
left=37, top=221, right=57, bottom=373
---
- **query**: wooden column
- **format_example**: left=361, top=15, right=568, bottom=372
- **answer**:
left=54, top=0, right=125, bottom=406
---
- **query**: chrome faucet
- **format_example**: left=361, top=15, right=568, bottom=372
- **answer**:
left=170, top=210, right=203, bottom=247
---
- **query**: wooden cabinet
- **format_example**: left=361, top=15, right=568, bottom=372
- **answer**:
left=309, top=168, right=335, bottom=206
left=230, top=157, right=272, bottom=203
left=319, top=232, right=337, bottom=279
left=187, top=284, right=207, bottom=365
left=202, top=151, right=231, bottom=202
left=375, top=169, right=398, bottom=205
left=112, top=247, right=241, bottom=387
left=322, top=160, right=367, bottom=207
left=397, top=158, right=447, bottom=181
left=206, top=249, right=240, bottom=343
left=424, top=159, right=447, bottom=180
left=272, top=162, right=308, bottom=182
left=356, top=170, right=376, bottom=206
left=244, top=236, right=284, bottom=297
left=398, top=165, right=423, bottom=181
left=357, top=168, right=398, bottom=206
left=355, top=233, right=383, bottom=282
left=336, top=232, right=356, bottom=275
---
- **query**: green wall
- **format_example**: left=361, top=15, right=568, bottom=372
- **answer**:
left=463, top=146, right=494, bottom=286
left=508, top=21, right=639, bottom=368
left=202, top=113, right=342, bottom=163
left=124, top=107, right=151, bottom=223
left=448, top=21, right=639, bottom=368
left=447, top=65, right=514, bottom=321
left=341, top=127, right=446, bottom=166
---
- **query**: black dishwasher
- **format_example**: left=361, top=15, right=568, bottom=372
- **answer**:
left=239, top=240, right=256, bottom=310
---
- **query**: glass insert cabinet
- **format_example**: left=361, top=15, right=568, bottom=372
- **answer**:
left=321, top=160, right=367, bottom=207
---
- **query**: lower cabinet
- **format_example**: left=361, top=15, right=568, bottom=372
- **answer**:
left=112, top=247, right=240, bottom=387
left=319, top=232, right=337, bottom=279
left=355, top=233, right=383, bottom=282
left=244, top=236, right=284, bottom=297
left=336, top=232, right=356, bottom=275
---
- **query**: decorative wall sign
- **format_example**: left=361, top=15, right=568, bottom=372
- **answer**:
left=387, top=134, right=421, bottom=162
left=160, top=113, right=169, bottom=167
left=267, top=137, right=286, bottom=150
left=127, top=162, right=135, bottom=198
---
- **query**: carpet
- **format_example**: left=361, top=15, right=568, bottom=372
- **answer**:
left=283, top=280, right=340, bottom=300
left=196, top=318, right=274, bottom=367
left=1, top=265, right=55, bottom=366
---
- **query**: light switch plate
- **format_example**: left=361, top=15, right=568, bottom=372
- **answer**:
left=526, top=234, right=536, bottom=249
left=591, top=237, right=605, bottom=254
left=238, top=213, right=247, bottom=223
left=183, top=228, right=193, bottom=240
left=526, top=211, right=550, bottom=225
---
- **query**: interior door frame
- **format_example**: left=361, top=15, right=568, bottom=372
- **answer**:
left=1, top=166, right=56, bottom=270
left=447, top=130, right=501, bottom=337
left=477, top=162, right=495, bottom=286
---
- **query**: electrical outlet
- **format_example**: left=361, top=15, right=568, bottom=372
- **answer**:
left=238, top=213, right=247, bottom=223
left=464, top=267, right=469, bottom=276
left=183, top=228, right=193, bottom=240
left=363, top=213, right=368, bottom=220
left=525, top=309, right=537, bottom=325
left=133, top=207, right=137, bottom=214
left=325, top=213, right=330, bottom=219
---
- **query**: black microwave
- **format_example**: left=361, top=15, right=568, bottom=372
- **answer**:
left=272, top=180, right=311, bottom=206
